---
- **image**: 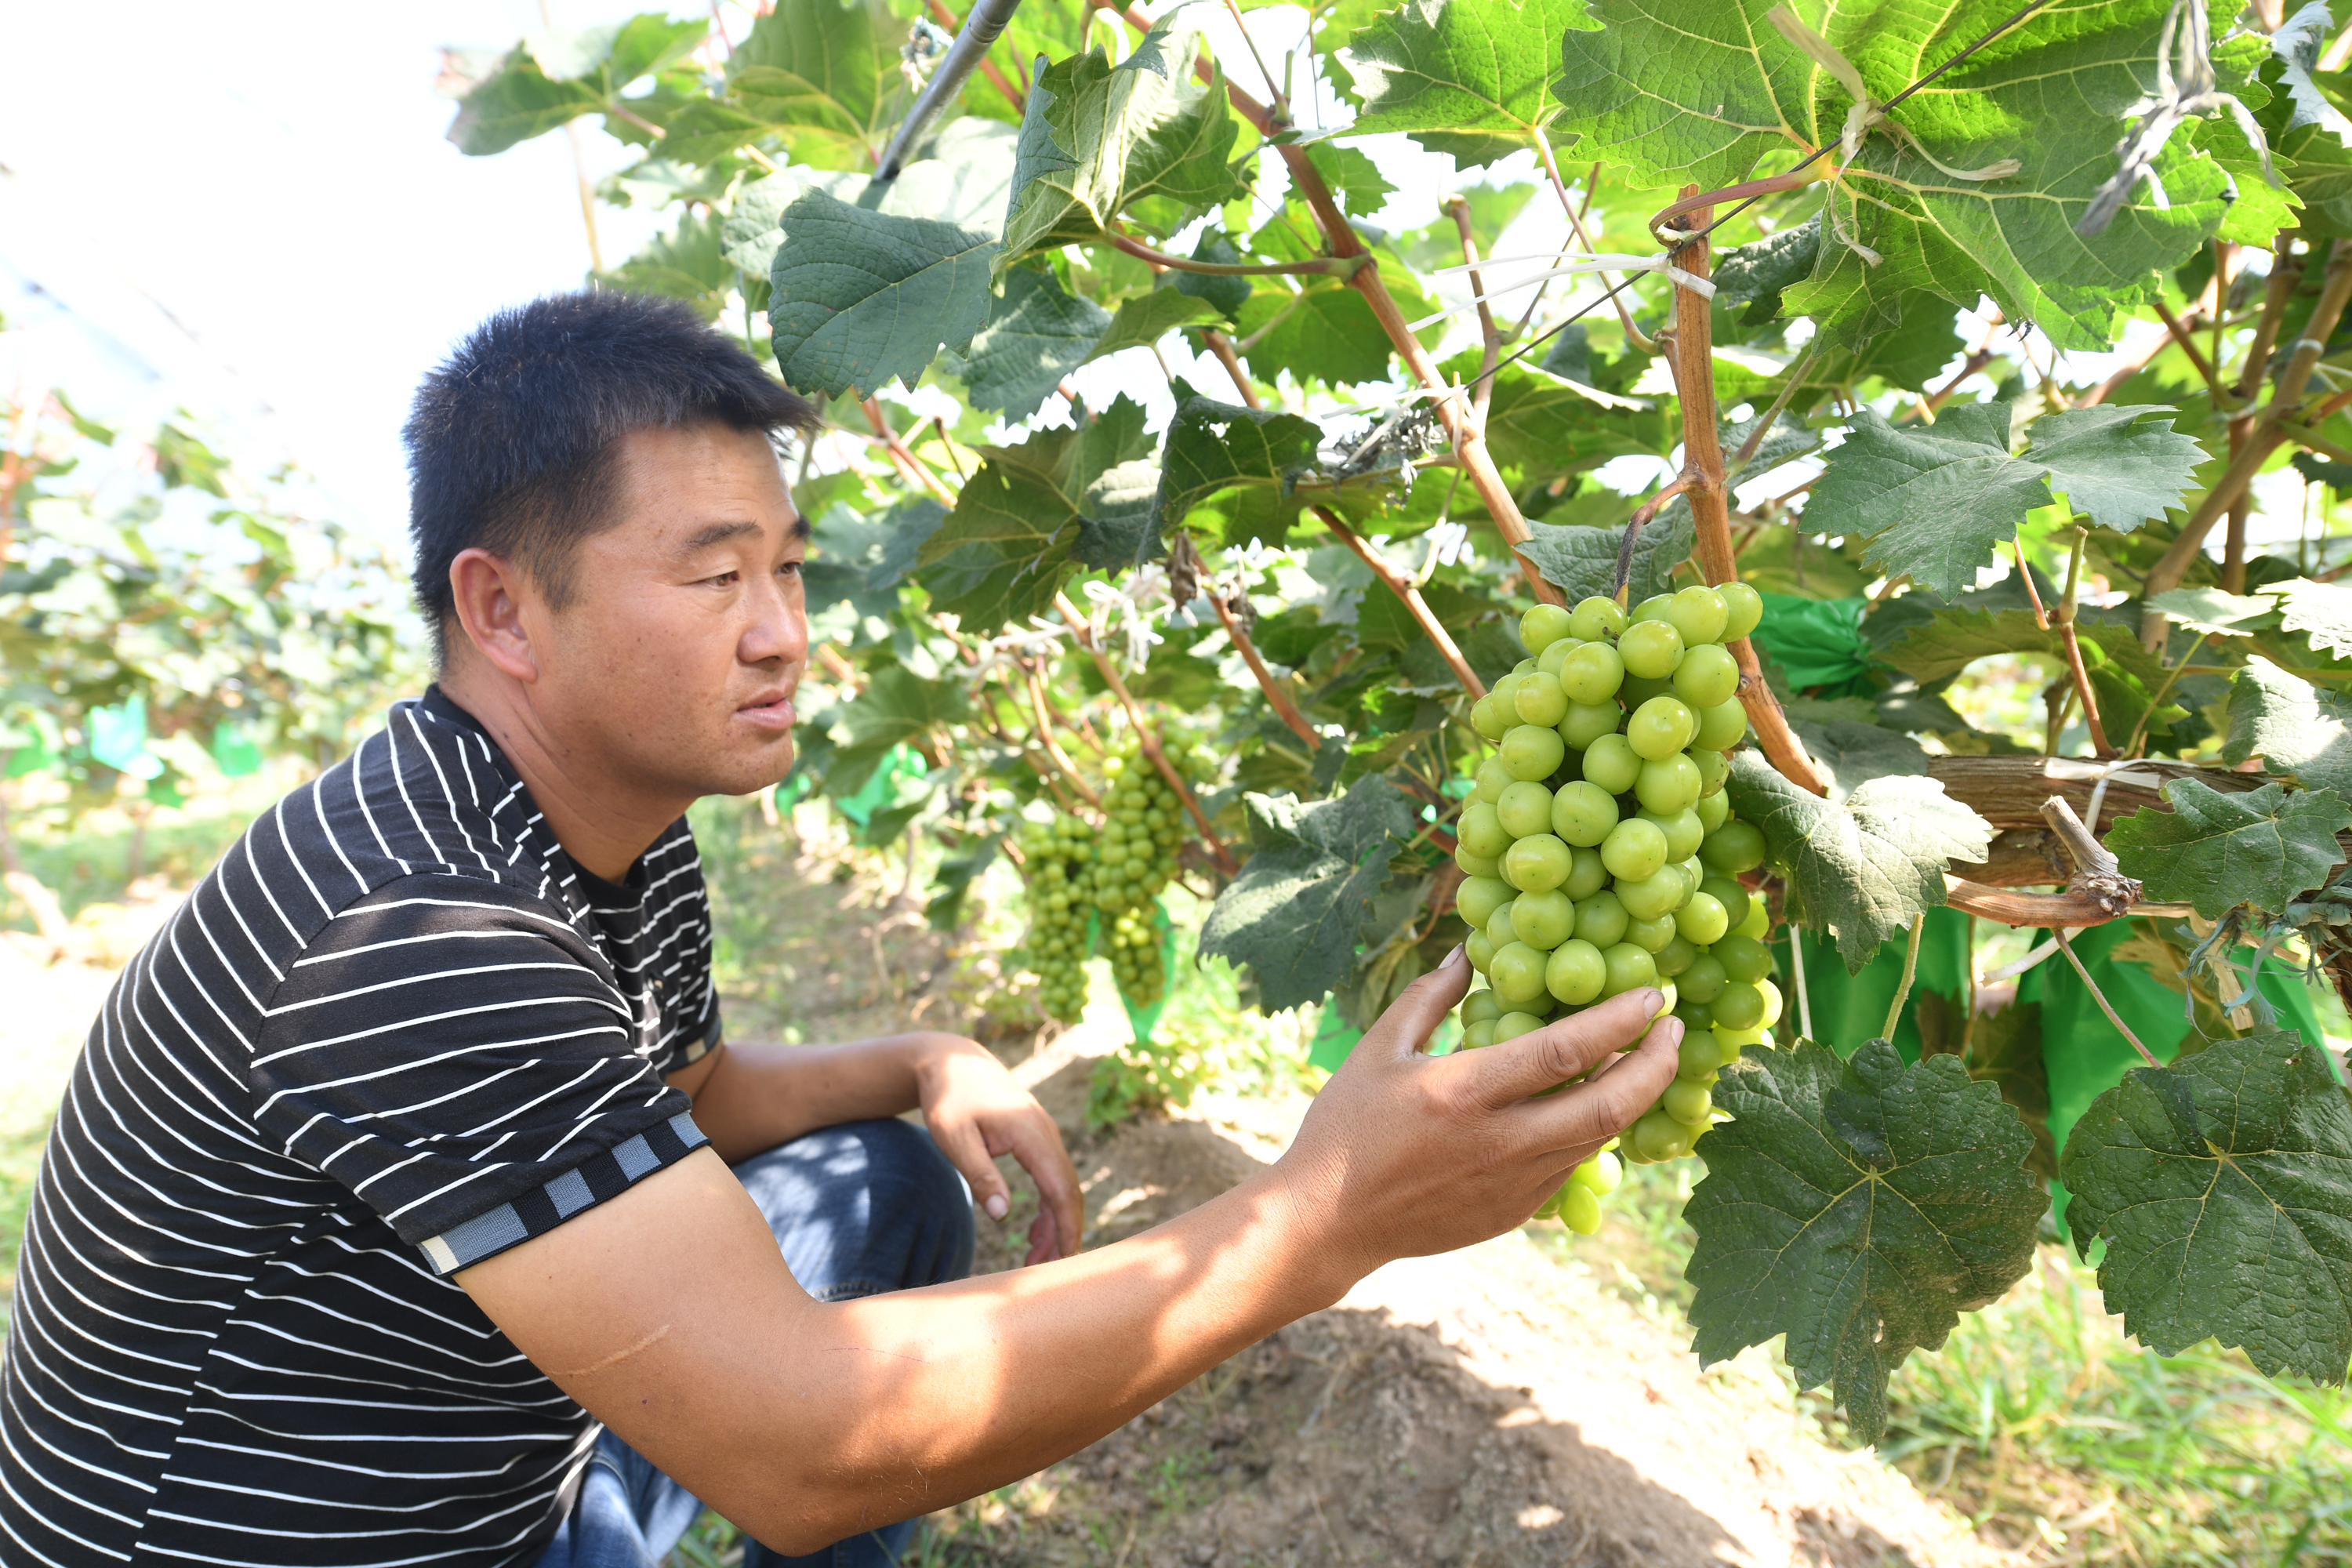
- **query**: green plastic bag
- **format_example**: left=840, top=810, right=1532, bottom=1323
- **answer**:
left=1751, top=593, right=1874, bottom=695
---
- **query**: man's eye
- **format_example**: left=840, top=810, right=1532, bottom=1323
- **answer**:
left=706, top=570, right=740, bottom=586
left=779, top=560, right=803, bottom=578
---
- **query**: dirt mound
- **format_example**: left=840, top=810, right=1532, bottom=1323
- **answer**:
left=961, top=1044, right=2007, bottom=1568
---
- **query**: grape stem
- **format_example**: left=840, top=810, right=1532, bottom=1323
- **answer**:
left=1315, top=508, right=1487, bottom=698
left=1020, top=664, right=1103, bottom=811
left=1054, top=592, right=1240, bottom=877
left=1612, top=476, right=1693, bottom=604
left=2054, top=527, right=2114, bottom=758
left=1882, top=913, right=1927, bottom=1042
left=1660, top=184, right=1833, bottom=797
left=1205, top=585, right=1321, bottom=750
left=2056, top=928, right=2163, bottom=1069
left=860, top=400, right=957, bottom=505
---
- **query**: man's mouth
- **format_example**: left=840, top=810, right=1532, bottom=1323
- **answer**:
left=736, top=691, right=797, bottom=732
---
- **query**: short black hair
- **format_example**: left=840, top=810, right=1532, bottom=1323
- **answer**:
left=403, top=290, right=815, bottom=662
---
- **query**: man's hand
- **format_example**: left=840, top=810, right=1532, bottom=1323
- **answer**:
left=1272, top=946, right=1682, bottom=1280
left=915, top=1036, right=1083, bottom=1264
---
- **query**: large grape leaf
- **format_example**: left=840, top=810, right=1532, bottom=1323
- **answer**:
left=1554, top=0, right=2243, bottom=350
left=1198, top=777, right=1419, bottom=1011
left=1726, top=750, right=1990, bottom=970
left=2226, top=656, right=2352, bottom=799
left=447, top=16, right=707, bottom=154
left=1516, top=506, right=1693, bottom=605
left=1152, top=397, right=1324, bottom=539
left=766, top=192, right=997, bottom=399
left=725, top=120, right=1021, bottom=282
left=723, top=0, right=903, bottom=170
left=2106, top=779, right=2352, bottom=920
left=826, top=663, right=969, bottom=793
left=958, top=268, right=1111, bottom=420
left=1810, top=402, right=2205, bottom=599
left=1785, top=717, right=1928, bottom=800
left=1686, top=1038, right=2045, bottom=1443
left=999, top=20, right=1242, bottom=268
left=1233, top=284, right=1395, bottom=387
left=1336, top=0, right=1597, bottom=164
left=1084, top=289, right=1223, bottom=364
left=2271, top=575, right=2352, bottom=660
left=2061, top=1032, right=2352, bottom=1384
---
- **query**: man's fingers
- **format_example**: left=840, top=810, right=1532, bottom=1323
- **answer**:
left=1358, top=946, right=1472, bottom=1064
left=1471, top=989, right=1665, bottom=1104
left=933, top=1121, right=1014, bottom=1222
left=1526, top=1014, right=1684, bottom=1152
left=1007, top=1112, right=1085, bottom=1259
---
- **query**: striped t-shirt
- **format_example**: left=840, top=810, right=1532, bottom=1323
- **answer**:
left=1, top=688, right=723, bottom=1566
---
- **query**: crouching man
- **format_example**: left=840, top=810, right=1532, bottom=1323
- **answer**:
left=0, top=292, right=1681, bottom=1566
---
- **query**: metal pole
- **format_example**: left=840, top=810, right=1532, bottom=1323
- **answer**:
left=870, top=0, right=1029, bottom=185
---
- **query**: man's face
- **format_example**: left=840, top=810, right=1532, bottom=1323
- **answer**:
left=530, top=422, right=808, bottom=804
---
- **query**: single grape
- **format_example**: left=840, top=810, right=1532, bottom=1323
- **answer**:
left=1655, top=934, right=1697, bottom=978
left=1490, top=942, right=1550, bottom=1007
left=1456, top=875, right=1514, bottom=931
left=1514, top=671, right=1570, bottom=728
left=1714, top=931, right=1773, bottom=983
left=1679, top=953, right=1727, bottom=1004
left=1502, top=833, right=1573, bottom=895
left=1573, top=1150, right=1623, bottom=1195
left=1666, top=585, right=1730, bottom=647
left=1630, top=593, right=1675, bottom=624
left=1494, top=1010, right=1549, bottom=1042
left=1537, top=636, right=1581, bottom=677
left=1461, top=1019, right=1497, bottom=1050
left=1558, top=700, right=1619, bottom=751
left=1500, top=723, right=1567, bottom=782
left=1613, top=866, right=1686, bottom=922
left=1549, top=780, right=1621, bottom=848
left=1580, top=733, right=1642, bottom=795
left=1496, top=780, right=1555, bottom=840
left=1563, top=845, right=1607, bottom=901
left=1675, top=996, right=1714, bottom=1031
left=1459, top=802, right=1512, bottom=860
left=1634, top=753, right=1701, bottom=815
left=1756, top=978, right=1784, bottom=1029
left=1599, top=942, right=1658, bottom=998
left=1693, top=697, right=1750, bottom=752
left=1661, top=1078, right=1714, bottom=1127
left=1671, top=643, right=1739, bottom=708
left=1558, top=1182, right=1603, bottom=1235
left=1473, top=755, right=1515, bottom=804
left=1454, top=845, right=1499, bottom=878
left=1699, top=873, right=1750, bottom=931
left=1675, top=891, right=1729, bottom=946
left=1693, top=790, right=1732, bottom=833
left=1511, top=887, right=1575, bottom=949
left=1599, top=818, right=1668, bottom=882
left=1512, top=659, right=1536, bottom=676
left=1559, top=642, right=1625, bottom=706
left=1469, top=694, right=1512, bottom=742
left=1486, top=902, right=1520, bottom=949
left=1620, top=673, right=1675, bottom=710
left=1462, top=989, right=1503, bottom=1026
left=1676, top=1028, right=1726, bottom=1080
left=1733, top=894, right=1770, bottom=940
left=1626, top=695, right=1697, bottom=761
left=1466, top=931, right=1496, bottom=974
left=1618, top=619, right=1684, bottom=681
left=1711, top=981, right=1765, bottom=1030
left=1624, top=912, right=1677, bottom=954
left=1700, top=819, right=1767, bottom=875
left=1632, top=1109, right=1688, bottom=1162
left=1719, top=580, right=1764, bottom=640
left=1572, top=889, right=1629, bottom=949
left=1689, top=747, right=1729, bottom=797
left=1644, top=807, right=1704, bottom=862
left=1520, top=603, right=1575, bottom=652
left=1715, top=1022, right=1768, bottom=1052
left=1570, top=596, right=1629, bottom=641
left=1544, top=938, right=1606, bottom=1004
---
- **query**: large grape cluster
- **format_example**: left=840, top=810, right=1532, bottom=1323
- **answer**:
left=1015, top=755, right=1191, bottom=1022
left=1453, top=584, right=1786, bottom=1232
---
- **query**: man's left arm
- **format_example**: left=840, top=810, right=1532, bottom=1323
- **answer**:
left=671, top=1034, right=1083, bottom=1262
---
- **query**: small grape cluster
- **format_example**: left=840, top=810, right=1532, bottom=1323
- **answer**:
left=1015, top=815, right=1098, bottom=1023
left=1015, top=756, right=1192, bottom=1022
left=1452, top=586, right=1787, bottom=1231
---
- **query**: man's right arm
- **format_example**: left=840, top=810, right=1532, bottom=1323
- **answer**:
left=459, top=953, right=1681, bottom=1555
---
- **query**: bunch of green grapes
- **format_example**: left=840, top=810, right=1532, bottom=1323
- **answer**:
left=1088, top=754, right=1190, bottom=1007
left=1104, top=906, right=1167, bottom=1008
left=1015, top=815, right=1097, bottom=1023
left=1450, top=584, right=1787, bottom=1232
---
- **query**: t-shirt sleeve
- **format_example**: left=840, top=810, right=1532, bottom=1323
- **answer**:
left=250, top=874, right=709, bottom=1274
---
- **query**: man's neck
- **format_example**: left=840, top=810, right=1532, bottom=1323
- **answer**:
left=436, top=661, right=688, bottom=884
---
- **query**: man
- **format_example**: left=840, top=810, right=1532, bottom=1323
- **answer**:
left=0, top=292, right=1681, bottom=1566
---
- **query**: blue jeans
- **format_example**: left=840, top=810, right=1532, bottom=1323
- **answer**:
left=532, top=1119, right=977, bottom=1568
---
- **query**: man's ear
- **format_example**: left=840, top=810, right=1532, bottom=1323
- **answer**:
left=448, top=548, right=541, bottom=685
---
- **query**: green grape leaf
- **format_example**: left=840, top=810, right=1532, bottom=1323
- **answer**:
left=1084, top=288, right=1224, bottom=363
left=1305, top=143, right=1399, bottom=216
left=1556, top=0, right=2244, bottom=350
left=826, top=662, right=969, bottom=792
left=724, top=119, right=1021, bottom=278
left=2150, top=586, right=2274, bottom=637
left=1000, top=21, right=1242, bottom=267
left=1811, top=402, right=2204, bottom=600
left=1875, top=605, right=2183, bottom=749
left=1516, top=508, right=1693, bottom=606
left=724, top=0, right=903, bottom=170
left=1152, top=397, right=1324, bottom=539
left=766, top=191, right=998, bottom=398
left=1198, top=777, right=1419, bottom=1011
left=1172, top=230, right=1255, bottom=318
left=2060, top=1031, right=2352, bottom=1384
left=1726, top=750, right=1991, bottom=971
left=530, top=14, right=709, bottom=89
left=2270, top=575, right=2352, bottom=660
left=959, top=268, right=1112, bottom=420
left=2106, top=779, right=2352, bottom=919
left=1686, top=1038, right=2045, bottom=1445
left=602, top=211, right=733, bottom=317
left=1338, top=0, right=1595, bottom=151
left=447, top=47, right=606, bottom=155
left=1711, top=218, right=1820, bottom=321
left=1786, top=717, right=1929, bottom=800
left=2226, top=656, right=2352, bottom=798
left=1234, top=283, right=1395, bottom=387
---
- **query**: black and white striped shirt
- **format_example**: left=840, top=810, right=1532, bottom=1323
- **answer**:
left=2, top=688, right=722, bottom=1566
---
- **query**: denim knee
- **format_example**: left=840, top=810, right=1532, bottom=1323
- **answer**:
left=732, top=1118, right=975, bottom=1301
